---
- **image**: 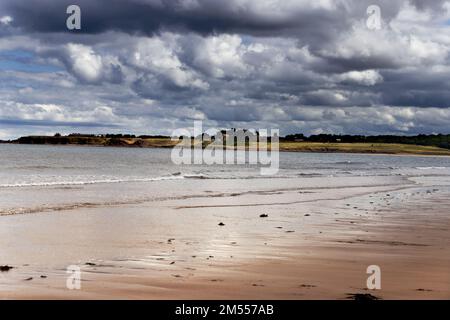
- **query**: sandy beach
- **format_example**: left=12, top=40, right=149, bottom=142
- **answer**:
left=1, top=148, right=449, bottom=300
left=3, top=0, right=450, bottom=306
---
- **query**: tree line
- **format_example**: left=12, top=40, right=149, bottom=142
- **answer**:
left=282, top=133, right=450, bottom=149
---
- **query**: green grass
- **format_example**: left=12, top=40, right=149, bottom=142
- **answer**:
left=278, top=142, right=450, bottom=155
left=11, top=136, right=450, bottom=156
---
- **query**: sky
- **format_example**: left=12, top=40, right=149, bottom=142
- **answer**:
left=1, top=0, right=450, bottom=139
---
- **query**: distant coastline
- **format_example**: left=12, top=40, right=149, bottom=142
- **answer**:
left=2, top=134, right=450, bottom=156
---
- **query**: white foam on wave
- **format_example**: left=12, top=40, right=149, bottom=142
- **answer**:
left=0, top=174, right=187, bottom=188
left=0, top=171, right=305, bottom=188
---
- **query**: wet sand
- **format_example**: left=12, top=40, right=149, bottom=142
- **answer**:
left=0, top=176, right=449, bottom=299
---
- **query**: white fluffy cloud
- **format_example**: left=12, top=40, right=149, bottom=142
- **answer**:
left=0, top=15, right=13, bottom=25
left=336, top=70, right=383, bottom=86
left=0, top=100, right=119, bottom=124
left=192, top=34, right=248, bottom=78
left=131, top=36, right=209, bottom=89
left=66, top=44, right=103, bottom=83
left=64, top=43, right=124, bottom=84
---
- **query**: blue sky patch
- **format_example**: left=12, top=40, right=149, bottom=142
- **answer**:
left=0, top=50, right=62, bottom=73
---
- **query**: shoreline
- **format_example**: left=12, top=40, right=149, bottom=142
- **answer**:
left=1, top=146, right=449, bottom=300
left=1, top=176, right=449, bottom=299
left=0, top=182, right=450, bottom=300
left=2, top=141, right=450, bottom=157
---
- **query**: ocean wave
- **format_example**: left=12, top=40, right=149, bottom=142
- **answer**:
left=333, top=161, right=367, bottom=165
left=0, top=174, right=186, bottom=188
left=415, top=167, right=448, bottom=170
left=0, top=180, right=411, bottom=216
left=0, top=168, right=413, bottom=188
left=0, top=172, right=275, bottom=188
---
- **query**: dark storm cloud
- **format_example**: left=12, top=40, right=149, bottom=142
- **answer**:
left=311, top=55, right=400, bottom=74
left=4, top=0, right=445, bottom=36
left=2, top=0, right=445, bottom=50
left=2, top=0, right=348, bottom=39
left=132, top=74, right=203, bottom=101
left=379, top=69, right=450, bottom=108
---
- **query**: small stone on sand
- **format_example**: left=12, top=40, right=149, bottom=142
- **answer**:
left=346, top=293, right=380, bottom=301
left=0, top=265, right=13, bottom=272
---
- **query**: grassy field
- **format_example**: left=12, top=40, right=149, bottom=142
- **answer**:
left=10, top=136, right=450, bottom=156
left=278, top=142, right=450, bottom=156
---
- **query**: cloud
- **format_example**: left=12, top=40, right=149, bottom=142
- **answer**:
left=0, top=15, right=13, bottom=25
left=66, top=43, right=103, bottom=82
left=336, top=70, right=384, bottom=86
left=130, top=35, right=209, bottom=89
left=0, top=0, right=450, bottom=139
left=190, top=34, right=248, bottom=78
left=62, top=43, right=124, bottom=84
